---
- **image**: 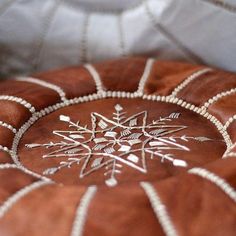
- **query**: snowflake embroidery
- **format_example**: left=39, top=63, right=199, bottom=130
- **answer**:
left=26, top=104, right=212, bottom=186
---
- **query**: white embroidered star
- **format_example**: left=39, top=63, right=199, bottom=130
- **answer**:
left=26, top=104, right=212, bottom=186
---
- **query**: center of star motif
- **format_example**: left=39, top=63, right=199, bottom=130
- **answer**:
left=26, top=104, right=213, bottom=187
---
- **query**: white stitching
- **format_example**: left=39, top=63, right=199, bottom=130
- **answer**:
left=141, top=182, right=178, bottom=236
left=202, top=0, right=236, bottom=13
left=84, top=64, right=105, bottom=94
left=0, top=120, right=16, bottom=133
left=0, top=144, right=10, bottom=154
left=144, top=0, right=205, bottom=65
left=0, top=163, right=17, bottom=169
left=0, top=95, right=35, bottom=113
left=10, top=91, right=232, bottom=178
left=201, top=88, right=236, bottom=110
left=188, top=167, right=236, bottom=202
left=80, top=13, right=90, bottom=63
left=0, top=180, right=53, bottom=218
left=70, top=186, right=97, bottom=236
left=224, top=114, right=236, bottom=130
left=32, top=0, right=65, bottom=71
left=16, top=76, right=67, bottom=102
left=136, top=58, right=155, bottom=96
left=170, top=68, right=213, bottom=97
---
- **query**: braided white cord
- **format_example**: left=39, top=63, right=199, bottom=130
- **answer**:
left=16, top=76, right=67, bottom=101
left=188, top=168, right=236, bottom=202
left=141, top=182, right=178, bottom=236
left=0, top=95, right=35, bottom=113
left=170, top=68, right=213, bottom=97
left=70, top=186, right=97, bottom=236
left=0, top=180, right=53, bottom=218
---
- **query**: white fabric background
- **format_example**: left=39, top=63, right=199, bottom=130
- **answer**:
left=0, top=0, right=236, bottom=78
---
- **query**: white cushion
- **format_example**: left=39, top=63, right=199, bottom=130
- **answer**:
left=0, top=0, right=236, bottom=77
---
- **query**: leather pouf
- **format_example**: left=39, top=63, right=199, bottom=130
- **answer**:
left=0, top=57, right=235, bottom=236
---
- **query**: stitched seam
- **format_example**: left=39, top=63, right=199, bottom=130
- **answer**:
left=144, top=1, right=205, bottom=64
left=0, top=180, right=53, bottom=218
left=84, top=64, right=105, bottom=93
left=141, top=182, right=178, bottom=236
left=70, top=186, right=97, bottom=236
left=16, top=76, right=67, bottom=101
left=136, top=58, right=155, bottom=95
left=188, top=167, right=236, bottom=202
left=0, top=95, right=35, bottom=113
left=170, top=68, right=213, bottom=97
left=201, top=88, right=236, bottom=110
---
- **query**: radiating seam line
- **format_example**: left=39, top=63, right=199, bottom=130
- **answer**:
left=70, top=186, right=97, bottom=236
left=80, top=13, right=90, bottom=63
left=16, top=76, right=67, bottom=101
left=144, top=1, right=205, bottom=65
left=202, top=0, right=236, bottom=13
left=201, top=88, right=236, bottom=110
left=0, top=120, right=17, bottom=133
left=141, top=182, right=178, bottom=236
left=32, top=0, right=64, bottom=71
left=188, top=168, right=236, bottom=202
left=0, top=95, right=36, bottom=113
left=0, top=180, right=53, bottom=218
left=84, top=64, right=105, bottom=93
left=117, top=12, right=126, bottom=57
left=224, top=114, right=236, bottom=130
left=0, top=0, right=18, bottom=17
left=170, top=68, right=213, bottom=97
left=136, top=58, right=155, bottom=95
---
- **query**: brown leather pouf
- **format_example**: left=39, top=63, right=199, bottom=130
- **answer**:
left=0, top=57, right=235, bottom=236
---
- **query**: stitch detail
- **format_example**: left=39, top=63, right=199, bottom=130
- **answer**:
left=0, top=180, right=53, bottom=218
left=141, top=182, right=178, bottom=236
left=16, top=76, right=67, bottom=101
left=189, top=167, right=236, bottom=202
left=0, top=95, right=35, bottom=113
left=170, top=68, right=213, bottom=97
left=70, top=186, right=97, bottom=236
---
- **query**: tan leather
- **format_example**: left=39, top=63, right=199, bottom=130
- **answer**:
left=0, top=57, right=235, bottom=236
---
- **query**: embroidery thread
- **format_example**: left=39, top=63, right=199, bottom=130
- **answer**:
left=26, top=104, right=213, bottom=186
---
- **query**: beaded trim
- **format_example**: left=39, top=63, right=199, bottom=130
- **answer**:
left=224, top=114, right=236, bottom=130
left=84, top=64, right=105, bottom=94
left=141, top=182, right=178, bottom=236
left=201, top=88, right=236, bottom=110
left=0, top=180, right=53, bottom=218
left=16, top=76, right=67, bottom=102
left=136, top=58, right=154, bottom=95
left=0, top=120, right=17, bottom=133
left=0, top=95, right=35, bottom=113
left=188, top=167, right=236, bottom=202
left=170, top=68, right=212, bottom=98
left=70, top=186, right=97, bottom=236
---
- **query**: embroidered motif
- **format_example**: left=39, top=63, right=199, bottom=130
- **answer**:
left=25, top=104, right=213, bottom=186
